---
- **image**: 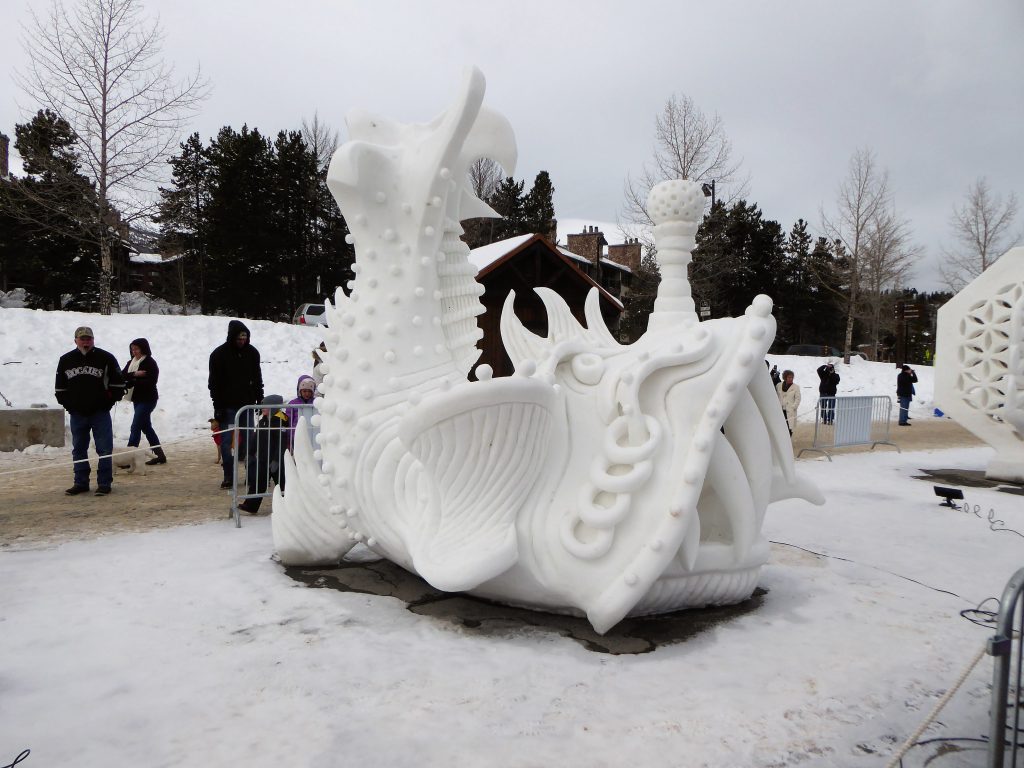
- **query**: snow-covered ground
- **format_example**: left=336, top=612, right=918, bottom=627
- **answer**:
left=0, top=306, right=326, bottom=451
left=2, top=306, right=1016, bottom=767
left=0, top=443, right=1019, bottom=766
left=0, top=305, right=934, bottom=453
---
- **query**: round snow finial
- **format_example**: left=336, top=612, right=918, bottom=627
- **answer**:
left=646, top=179, right=706, bottom=225
left=476, top=364, right=493, bottom=381
left=752, top=294, right=773, bottom=317
left=517, top=359, right=537, bottom=377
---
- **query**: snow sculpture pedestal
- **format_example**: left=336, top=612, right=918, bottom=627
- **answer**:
left=935, top=246, right=1024, bottom=483
left=271, top=68, right=823, bottom=634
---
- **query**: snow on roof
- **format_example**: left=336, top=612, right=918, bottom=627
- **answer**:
left=130, top=252, right=163, bottom=264
left=466, top=234, right=533, bottom=272
left=468, top=234, right=624, bottom=311
left=468, top=235, right=630, bottom=275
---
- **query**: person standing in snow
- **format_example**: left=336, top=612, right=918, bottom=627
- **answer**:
left=896, top=364, right=917, bottom=426
left=776, top=369, right=801, bottom=437
left=55, top=326, right=125, bottom=496
left=208, top=320, right=264, bottom=488
left=816, top=361, right=841, bottom=425
left=286, top=375, right=317, bottom=451
left=118, top=338, right=166, bottom=469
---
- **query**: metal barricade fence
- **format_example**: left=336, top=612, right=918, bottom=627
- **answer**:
left=229, top=402, right=317, bottom=527
left=989, top=567, right=1024, bottom=767
left=797, top=395, right=898, bottom=461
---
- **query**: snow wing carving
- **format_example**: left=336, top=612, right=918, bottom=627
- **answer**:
left=935, top=246, right=1024, bottom=482
left=271, top=68, right=823, bottom=634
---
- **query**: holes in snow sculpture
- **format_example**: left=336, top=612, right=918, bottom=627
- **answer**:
left=270, top=67, right=823, bottom=635
left=935, top=249, right=1024, bottom=483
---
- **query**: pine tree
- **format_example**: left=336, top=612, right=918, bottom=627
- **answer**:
left=523, top=171, right=555, bottom=238
left=157, top=133, right=210, bottom=312
left=619, top=251, right=661, bottom=343
left=204, top=125, right=278, bottom=316
left=0, top=110, right=100, bottom=309
left=487, top=177, right=526, bottom=242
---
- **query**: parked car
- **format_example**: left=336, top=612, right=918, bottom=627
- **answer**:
left=292, top=303, right=328, bottom=326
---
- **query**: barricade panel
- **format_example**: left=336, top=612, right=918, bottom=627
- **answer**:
left=798, top=395, right=898, bottom=460
left=988, top=567, right=1024, bottom=767
left=229, top=402, right=317, bottom=527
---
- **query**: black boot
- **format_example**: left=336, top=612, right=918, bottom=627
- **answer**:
left=146, top=447, right=167, bottom=465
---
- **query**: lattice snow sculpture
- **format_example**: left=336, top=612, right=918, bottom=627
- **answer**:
left=935, top=247, right=1024, bottom=482
left=271, top=68, right=823, bottom=633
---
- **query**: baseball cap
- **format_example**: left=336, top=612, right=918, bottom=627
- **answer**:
left=75, top=326, right=94, bottom=339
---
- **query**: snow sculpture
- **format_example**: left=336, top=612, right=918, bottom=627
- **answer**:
left=935, top=247, right=1024, bottom=482
left=271, top=68, right=823, bottom=633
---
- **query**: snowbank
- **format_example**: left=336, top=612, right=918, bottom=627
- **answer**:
left=0, top=305, right=937, bottom=452
left=0, top=307, right=325, bottom=449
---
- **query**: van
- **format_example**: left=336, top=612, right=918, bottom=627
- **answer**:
left=292, top=303, right=328, bottom=326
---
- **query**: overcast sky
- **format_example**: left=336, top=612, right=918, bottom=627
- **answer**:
left=2, top=0, right=1022, bottom=290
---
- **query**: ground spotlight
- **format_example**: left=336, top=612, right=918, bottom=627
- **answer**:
left=933, top=485, right=964, bottom=509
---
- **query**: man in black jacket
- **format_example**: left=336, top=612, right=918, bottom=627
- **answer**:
left=896, top=365, right=917, bottom=426
left=208, top=320, right=264, bottom=488
left=54, top=326, right=125, bottom=496
left=816, top=362, right=841, bottom=425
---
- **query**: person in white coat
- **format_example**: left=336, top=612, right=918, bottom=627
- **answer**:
left=776, top=369, right=801, bottom=436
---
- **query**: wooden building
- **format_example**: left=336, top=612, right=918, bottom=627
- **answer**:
left=469, top=234, right=625, bottom=378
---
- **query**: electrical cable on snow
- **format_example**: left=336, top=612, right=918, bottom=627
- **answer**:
left=768, top=540, right=967, bottom=600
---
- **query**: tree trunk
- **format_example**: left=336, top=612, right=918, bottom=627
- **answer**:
left=99, top=226, right=112, bottom=315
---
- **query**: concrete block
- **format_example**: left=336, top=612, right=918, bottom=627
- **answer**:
left=0, top=408, right=65, bottom=451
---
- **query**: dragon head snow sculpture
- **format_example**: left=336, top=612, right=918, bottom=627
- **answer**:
left=272, top=68, right=823, bottom=633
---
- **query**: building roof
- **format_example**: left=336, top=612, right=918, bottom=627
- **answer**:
left=468, top=234, right=624, bottom=310
left=469, top=234, right=631, bottom=275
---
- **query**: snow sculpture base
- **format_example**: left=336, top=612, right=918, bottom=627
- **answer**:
left=935, top=247, right=1024, bottom=483
left=271, top=68, right=823, bottom=634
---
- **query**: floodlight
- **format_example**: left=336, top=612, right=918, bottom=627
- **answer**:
left=933, top=485, right=964, bottom=509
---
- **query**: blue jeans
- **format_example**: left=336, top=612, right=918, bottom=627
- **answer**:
left=898, top=396, right=912, bottom=425
left=69, top=411, right=113, bottom=489
left=128, top=400, right=160, bottom=448
left=217, top=407, right=253, bottom=482
left=819, top=397, right=836, bottom=424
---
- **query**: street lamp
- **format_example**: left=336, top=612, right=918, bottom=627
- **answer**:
left=701, top=180, right=716, bottom=208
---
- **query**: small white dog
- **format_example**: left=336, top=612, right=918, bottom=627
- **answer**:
left=115, top=447, right=148, bottom=476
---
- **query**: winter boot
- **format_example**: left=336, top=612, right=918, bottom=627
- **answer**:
left=146, top=447, right=167, bottom=466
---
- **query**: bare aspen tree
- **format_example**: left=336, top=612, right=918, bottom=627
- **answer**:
left=17, top=0, right=208, bottom=314
left=859, top=206, right=921, bottom=358
left=939, top=177, right=1019, bottom=291
left=301, top=113, right=340, bottom=173
left=622, top=93, right=748, bottom=246
left=467, top=158, right=504, bottom=201
left=821, top=148, right=891, bottom=364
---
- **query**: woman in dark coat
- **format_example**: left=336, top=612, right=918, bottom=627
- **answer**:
left=121, top=337, right=166, bottom=466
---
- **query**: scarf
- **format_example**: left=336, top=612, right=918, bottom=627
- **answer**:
left=126, top=355, right=144, bottom=402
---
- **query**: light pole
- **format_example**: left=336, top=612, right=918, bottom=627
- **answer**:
left=701, top=180, right=716, bottom=209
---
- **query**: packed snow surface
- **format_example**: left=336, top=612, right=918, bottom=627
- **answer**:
left=1, top=446, right=1019, bottom=766
left=1, top=306, right=1013, bottom=768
